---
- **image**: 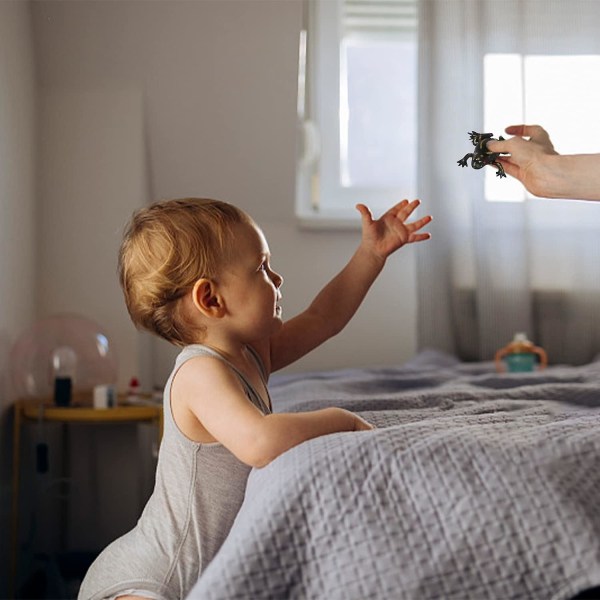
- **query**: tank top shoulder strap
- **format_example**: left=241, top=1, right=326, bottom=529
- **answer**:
left=245, top=345, right=268, bottom=381
left=177, top=344, right=272, bottom=415
left=245, top=345, right=272, bottom=413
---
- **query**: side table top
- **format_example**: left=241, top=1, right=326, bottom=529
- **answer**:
left=17, top=401, right=162, bottom=423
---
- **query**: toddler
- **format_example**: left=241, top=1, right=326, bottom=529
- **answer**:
left=78, top=197, right=431, bottom=600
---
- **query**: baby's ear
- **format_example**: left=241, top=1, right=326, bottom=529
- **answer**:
left=191, top=278, right=225, bottom=318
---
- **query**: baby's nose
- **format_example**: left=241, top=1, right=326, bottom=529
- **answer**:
left=272, top=271, right=283, bottom=287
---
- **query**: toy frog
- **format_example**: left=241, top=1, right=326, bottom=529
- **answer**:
left=457, top=131, right=508, bottom=178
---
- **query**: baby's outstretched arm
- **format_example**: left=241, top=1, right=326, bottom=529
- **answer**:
left=269, top=199, right=431, bottom=372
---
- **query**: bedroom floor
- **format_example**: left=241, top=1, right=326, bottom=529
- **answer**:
left=15, top=551, right=94, bottom=599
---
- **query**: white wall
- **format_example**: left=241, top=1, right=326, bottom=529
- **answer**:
left=37, top=89, right=147, bottom=392
left=31, top=0, right=419, bottom=387
left=0, top=1, right=37, bottom=595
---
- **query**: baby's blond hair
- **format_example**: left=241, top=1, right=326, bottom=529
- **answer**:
left=118, top=198, right=252, bottom=346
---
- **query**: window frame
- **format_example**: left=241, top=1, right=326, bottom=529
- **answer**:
left=296, top=0, right=419, bottom=228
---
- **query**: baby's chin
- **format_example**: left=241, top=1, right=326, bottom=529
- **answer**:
left=272, top=314, right=284, bottom=331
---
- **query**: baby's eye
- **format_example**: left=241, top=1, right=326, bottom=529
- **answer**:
left=259, top=263, right=268, bottom=272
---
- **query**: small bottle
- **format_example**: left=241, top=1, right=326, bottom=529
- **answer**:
left=93, top=384, right=116, bottom=409
left=127, top=376, right=141, bottom=404
left=495, top=332, right=547, bottom=373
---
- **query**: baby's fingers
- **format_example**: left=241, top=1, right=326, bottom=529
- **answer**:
left=407, top=214, right=433, bottom=231
left=395, top=198, right=421, bottom=220
left=408, top=231, right=432, bottom=243
left=354, top=416, right=375, bottom=431
left=382, top=199, right=410, bottom=221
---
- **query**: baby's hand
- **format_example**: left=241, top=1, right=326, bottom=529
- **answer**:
left=352, top=414, right=375, bottom=431
left=333, top=407, right=374, bottom=431
left=356, top=200, right=432, bottom=261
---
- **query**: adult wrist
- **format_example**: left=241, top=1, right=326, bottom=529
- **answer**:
left=556, top=154, right=600, bottom=201
left=540, top=154, right=572, bottom=199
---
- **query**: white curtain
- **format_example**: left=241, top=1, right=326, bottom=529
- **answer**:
left=416, top=0, right=600, bottom=364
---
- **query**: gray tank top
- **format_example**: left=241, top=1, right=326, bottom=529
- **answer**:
left=78, top=344, right=271, bottom=600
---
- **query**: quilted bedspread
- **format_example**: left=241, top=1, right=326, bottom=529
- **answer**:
left=187, top=350, right=600, bottom=600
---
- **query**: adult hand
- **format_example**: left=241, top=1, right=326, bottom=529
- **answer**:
left=487, top=125, right=558, bottom=197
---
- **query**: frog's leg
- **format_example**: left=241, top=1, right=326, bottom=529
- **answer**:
left=493, top=161, right=507, bottom=178
left=457, top=153, right=474, bottom=167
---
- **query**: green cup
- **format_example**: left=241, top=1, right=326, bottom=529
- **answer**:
left=504, top=352, right=537, bottom=372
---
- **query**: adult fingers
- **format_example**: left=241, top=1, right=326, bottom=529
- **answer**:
left=504, top=124, right=550, bottom=142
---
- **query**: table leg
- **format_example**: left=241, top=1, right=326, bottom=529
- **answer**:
left=10, top=401, right=22, bottom=597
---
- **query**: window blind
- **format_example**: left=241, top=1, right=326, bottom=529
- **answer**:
left=343, top=0, right=418, bottom=35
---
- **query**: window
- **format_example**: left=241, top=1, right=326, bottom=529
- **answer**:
left=296, top=0, right=418, bottom=226
left=484, top=53, right=600, bottom=202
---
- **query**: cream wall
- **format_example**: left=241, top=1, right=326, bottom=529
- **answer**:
left=31, top=0, right=419, bottom=387
left=1, top=1, right=419, bottom=591
left=0, top=2, right=37, bottom=595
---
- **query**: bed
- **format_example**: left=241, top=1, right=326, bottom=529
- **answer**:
left=187, top=350, right=600, bottom=600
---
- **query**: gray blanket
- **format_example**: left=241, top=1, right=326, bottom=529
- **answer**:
left=187, top=350, right=600, bottom=600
